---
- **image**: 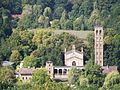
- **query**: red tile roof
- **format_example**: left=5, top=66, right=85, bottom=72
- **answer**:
left=19, top=68, right=33, bottom=75
left=102, top=66, right=118, bottom=74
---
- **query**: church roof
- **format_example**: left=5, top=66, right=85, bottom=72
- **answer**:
left=65, top=50, right=82, bottom=55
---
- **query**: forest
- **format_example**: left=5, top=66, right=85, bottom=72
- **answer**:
left=0, top=0, right=120, bottom=90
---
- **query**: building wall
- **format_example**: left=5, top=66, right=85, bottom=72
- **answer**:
left=65, top=50, right=83, bottom=66
left=20, top=75, right=32, bottom=82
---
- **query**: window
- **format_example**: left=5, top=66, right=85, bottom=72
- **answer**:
left=96, top=30, right=98, bottom=35
left=63, top=69, right=67, bottom=75
left=96, top=52, right=98, bottom=55
left=59, top=69, right=62, bottom=75
left=96, top=60, right=98, bottom=64
left=22, top=77, right=24, bottom=80
left=99, top=30, right=102, bottom=35
left=54, top=69, right=57, bottom=74
left=72, top=61, right=76, bottom=66
left=96, top=44, right=98, bottom=47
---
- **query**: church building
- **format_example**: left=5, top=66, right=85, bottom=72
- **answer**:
left=46, top=45, right=84, bottom=80
left=16, top=26, right=118, bottom=82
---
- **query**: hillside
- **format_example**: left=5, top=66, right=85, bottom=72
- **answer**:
left=0, top=0, right=120, bottom=90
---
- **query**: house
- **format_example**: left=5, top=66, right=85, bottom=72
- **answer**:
left=16, top=68, right=33, bottom=82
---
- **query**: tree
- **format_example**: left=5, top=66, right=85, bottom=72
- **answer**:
left=38, top=15, right=50, bottom=28
left=53, top=6, right=64, bottom=19
left=32, top=30, right=53, bottom=48
left=43, top=7, right=52, bottom=19
left=88, top=9, right=102, bottom=29
left=2, top=16, right=12, bottom=37
left=51, top=19, right=61, bottom=29
left=0, top=66, right=16, bottom=90
left=79, top=0, right=93, bottom=17
left=73, top=15, right=85, bottom=30
left=60, top=10, right=68, bottom=29
left=10, top=50, right=22, bottom=64
left=85, top=60, right=105, bottom=87
left=101, top=71, right=120, bottom=89
left=68, top=4, right=80, bottom=20
left=68, top=67, right=80, bottom=86
left=23, top=55, right=37, bottom=68
left=32, top=68, right=51, bottom=85
left=64, top=20, right=73, bottom=30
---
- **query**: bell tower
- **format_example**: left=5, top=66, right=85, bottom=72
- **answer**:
left=46, top=61, right=54, bottom=79
left=94, top=26, right=104, bottom=66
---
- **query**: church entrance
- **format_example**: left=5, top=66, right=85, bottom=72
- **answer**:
left=72, top=61, right=76, bottom=66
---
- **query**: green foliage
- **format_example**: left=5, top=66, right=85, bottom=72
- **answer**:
left=85, top=60, right=105, bottom=87
left=10, top=50, right=22, bottom=65
left=51, top=19, right=61, bottom=29
left=23, top=55, right=37, bottom=68
left=0, top=66, right=16, bottom=90
left=43, top=7, right=52, bottom=18
left=68, top=67, right=80, bottom=86
left=104, top=29, right=120, bottom=66
left=32, top=68, right=51, bottom=85
left=73, top=15, right=85, bottom=30
left=100, top=71, right=120, bottom=89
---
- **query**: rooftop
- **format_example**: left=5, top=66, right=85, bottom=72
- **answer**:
left=18, top=68, right=33, bottom=75
left=102, top=66, right=118, bottom=74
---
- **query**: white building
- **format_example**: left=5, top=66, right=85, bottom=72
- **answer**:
left=46, top=45, right=84, bottom=80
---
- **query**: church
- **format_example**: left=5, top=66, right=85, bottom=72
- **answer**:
left=46, top=45, right=84, bottom=80
left=16, top=26, right=118, bottom=82
left=45, top=26, right=102, bottom=80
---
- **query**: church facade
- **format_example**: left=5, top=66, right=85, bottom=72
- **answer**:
left=46, top=45, right=84, bottom=80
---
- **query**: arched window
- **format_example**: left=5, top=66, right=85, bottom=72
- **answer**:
left=96, top=30, right=98, bottom=35
left=72, top=61, right=76, bottom=66
left=99, top=30, right=102, bottom=35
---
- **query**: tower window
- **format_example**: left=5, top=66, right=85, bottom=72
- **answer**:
left=96, top=52, right=98, bottom=55
left=96, top=60, right=98, bottom=64
left=96, top=44, right=98, bottom=47
left=96, top=30, right=98, bottom=35
left=99, top=30, right=102, bottom=35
